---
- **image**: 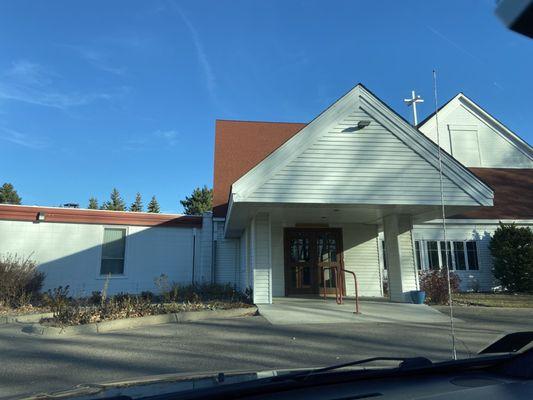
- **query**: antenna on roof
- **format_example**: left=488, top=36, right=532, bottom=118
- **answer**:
left=404, top=90, right=424, bottom=126
left=433, top=70, right=457, bottom=361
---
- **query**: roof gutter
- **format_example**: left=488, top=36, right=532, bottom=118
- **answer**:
left=223, top=191, right=236, bottom=238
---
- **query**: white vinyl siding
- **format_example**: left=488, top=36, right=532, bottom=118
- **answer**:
left=342, top=224, right=382, bottom=297
left=195, top=213, right=213, bottom=284
left=214, top=220, right=239, bottom=285
left=252, top=213, right=272, bottom=304
left=449, top=126, right=481, bottom=167
left=0, top=219, right=197, bottom=295
left=239, top=231, right=247, bottom=290
left=420, top=99, right=533, bottom=168
left=271, top=221, right=285, bottom=297
left=245, top=110, right=478, bottom=206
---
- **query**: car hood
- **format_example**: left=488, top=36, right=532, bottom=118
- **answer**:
left=14, top=368, right=308, bottom=400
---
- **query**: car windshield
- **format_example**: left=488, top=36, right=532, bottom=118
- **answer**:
left=1, top=1, right=532, bottom=399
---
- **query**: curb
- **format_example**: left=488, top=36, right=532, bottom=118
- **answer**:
left=22, top=307, right=257, bottom=336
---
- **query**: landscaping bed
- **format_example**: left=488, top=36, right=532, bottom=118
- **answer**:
left=38, top=279, right=254, bottom=327
left=1, top=254, right=255, bottom=328
left=40, top=299, right=254, bottom=327
left=0, top=304, right=49, bottom=316
left=452, top=293, right=533, bottom=308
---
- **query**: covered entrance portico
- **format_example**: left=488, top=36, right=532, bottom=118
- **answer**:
left=221, top=85, right=494, bottom=304
left=226, top=202, right=489, bottom=304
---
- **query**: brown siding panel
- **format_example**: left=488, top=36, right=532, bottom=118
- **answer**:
left=0, top=205, right=202, bottom=228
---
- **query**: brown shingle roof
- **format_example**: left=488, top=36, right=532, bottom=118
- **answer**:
left=213, top=121, right=533, bottom=220
left=213, top=120, right=306, bottom=217
left=451, top=168, right=533, bottom=220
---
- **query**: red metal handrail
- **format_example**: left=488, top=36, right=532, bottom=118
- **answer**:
left=321, top=266, right=341, bottom=304
left=338, top=268, right=360, bottom=314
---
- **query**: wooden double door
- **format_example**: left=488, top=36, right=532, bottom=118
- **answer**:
left=284, top=228, right=344, bottom=296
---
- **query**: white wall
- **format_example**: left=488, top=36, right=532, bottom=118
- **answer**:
left=271, top=220, right=284, bottom=297
left=0, top=219, right=197, bottom=296
left=245, top=109, right=480, bottom=206
left=213, top=219, right=240, bottom=286
left=194, top=212, right=213, bottom=284
left=341, top=223, right=382, bottom=298
left=252, top=213, right=272, bottom=304
left=419, top=101, right=533, bottom=168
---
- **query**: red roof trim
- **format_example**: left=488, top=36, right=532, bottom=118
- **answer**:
left=0, top=205, right=202, bottom=228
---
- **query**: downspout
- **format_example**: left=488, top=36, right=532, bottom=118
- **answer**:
left=211, top=217, right=216, bottom=284
left=191, top=227, right=196, bottom=285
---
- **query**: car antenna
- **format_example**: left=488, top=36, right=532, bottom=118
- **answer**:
left=433, top=69, right=457, bottom=360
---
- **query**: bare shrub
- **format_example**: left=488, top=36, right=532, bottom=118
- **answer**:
left=419, top=269, right=461, bottom=305
left=43, top=286, right=71, bottom=317
left=155, top=280, right=253, bottom=304
left=0, top=253, right=45, bottom=308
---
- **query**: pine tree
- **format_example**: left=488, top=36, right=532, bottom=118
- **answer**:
left=88, top=197, right=99, bottom=209
left=180, top=186, right=212, bottom=215
left=147, top=195, right=160, bottom=213
left=129, top=192, right=143, bottom=212
left=102, top=188, right=126, bottom=211
left=0, top=183, right=22, bottom=204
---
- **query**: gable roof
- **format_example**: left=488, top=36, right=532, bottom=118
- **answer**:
left=418, top=92, right=533, bottom=161
left=213, top=120, right=305, bottom=217
left=228, top=85, right=493, bottom=212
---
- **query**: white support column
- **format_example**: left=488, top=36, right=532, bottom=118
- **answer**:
left=383, top=214, right=418, bottom=302
left=252, top=212, right=272, bottom=304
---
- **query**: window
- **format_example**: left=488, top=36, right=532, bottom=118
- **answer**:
left=453, top=241, right=467, bottom=270
left=439, top=241, right=452, bottom=269
left=100, top=228, right=126, bottom=275
left=427, top=241, right=440, bottom=270
left=415, top=241, right=422, bottom=270
left=381, top=240, right=387, bottom=270
left=466, top=241, right=479, bottom=270
left=424, top=240, right=479, bottom=271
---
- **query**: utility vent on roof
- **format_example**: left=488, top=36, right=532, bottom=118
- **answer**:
left=341, top=120, right=371, bottom=133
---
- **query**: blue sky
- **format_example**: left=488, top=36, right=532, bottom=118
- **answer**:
left=1, top=0, right=531, bottom=213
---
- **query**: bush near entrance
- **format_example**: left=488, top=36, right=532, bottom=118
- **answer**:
left=419, top=269, right=461, bottom=305
left=489, top=223, right=533, bottom=294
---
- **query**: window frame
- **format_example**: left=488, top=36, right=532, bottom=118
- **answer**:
left=422, top=240, right=480, bottom=272
left=98, top=226, right=129, bottom=278
left=466, top=241, right=480, bottom=270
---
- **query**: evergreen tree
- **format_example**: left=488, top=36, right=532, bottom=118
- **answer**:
left=147, top=195, right=160, bottom=213
left=180, top=186, right=213, bottom=215
left=0, top=183, right=21, bottom=204
left=101, top=188, right=126, bottom=211
left=489, top=222, right=533, bottom=293
left=88, top=197, right=99, bottom=209
left=129, top=192, right=143, bottom=212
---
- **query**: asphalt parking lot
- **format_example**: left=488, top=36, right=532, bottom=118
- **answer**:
left=1, top=305, right=531, bottom=399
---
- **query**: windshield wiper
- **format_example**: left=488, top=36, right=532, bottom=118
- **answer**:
left=273, top=356, right=432, bottom=382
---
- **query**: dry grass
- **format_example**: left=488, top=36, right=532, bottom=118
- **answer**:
left=452, top=293, right=533, bottom=308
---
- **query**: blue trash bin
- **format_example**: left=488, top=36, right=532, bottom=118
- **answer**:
left=410, top=290, right=426, bottom=304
